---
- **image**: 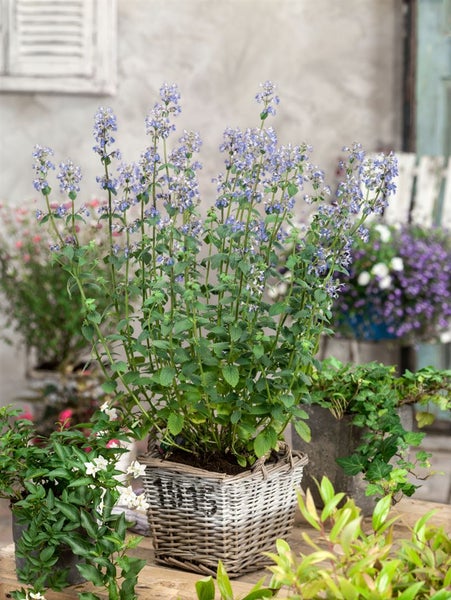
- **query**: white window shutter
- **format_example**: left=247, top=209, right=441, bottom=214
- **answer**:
left=0, top=0, right=117, bottom=95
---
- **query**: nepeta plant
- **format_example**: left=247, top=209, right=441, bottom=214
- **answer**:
left=35, top=82, right=397, bottom=467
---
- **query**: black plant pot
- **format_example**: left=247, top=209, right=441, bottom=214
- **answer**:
left=12, top=514, right=85, bottom=586
left=291, top=404, right=414, bottom=516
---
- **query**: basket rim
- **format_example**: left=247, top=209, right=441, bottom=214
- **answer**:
left=139, top=445, right=308, bottom=482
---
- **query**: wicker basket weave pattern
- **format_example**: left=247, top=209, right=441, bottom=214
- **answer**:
left=141, top=446, right=308, bottom=578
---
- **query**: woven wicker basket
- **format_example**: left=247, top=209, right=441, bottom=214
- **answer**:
left=140, top=444, right=308, bottom=578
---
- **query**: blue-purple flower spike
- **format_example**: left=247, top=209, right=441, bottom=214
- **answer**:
left=57, top=160, right=82, bottom=196
left=32, top=145, right=55, bottom=193
left=93, top=106, right=119, bottom=160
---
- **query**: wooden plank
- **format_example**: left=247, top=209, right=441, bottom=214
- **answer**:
left=410, top=155, right=445, bottom=226
left=1, top=499, right=450, bottom=598
left=0, top=541, right=285, bottom=599
left=441, top=155, right=451, bottom=229
left=383, top=152, right=416, bottom=225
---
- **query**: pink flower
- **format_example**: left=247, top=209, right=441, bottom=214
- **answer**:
left=59, top=408, right=73, bottom=427
left=18, top=409, right=33, bottom=421
left=106, top=438, right=120, bottom=448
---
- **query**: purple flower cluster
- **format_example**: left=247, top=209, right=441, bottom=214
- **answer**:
left=332, top=223, right=451, bottom=341
left=32, top=145, right=55, bottom=194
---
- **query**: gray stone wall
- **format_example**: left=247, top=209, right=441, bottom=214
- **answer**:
left=0, top=0, right=404, bottom=405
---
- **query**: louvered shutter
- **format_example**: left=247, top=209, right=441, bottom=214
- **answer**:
left=0, top=0, right=117, bottom=94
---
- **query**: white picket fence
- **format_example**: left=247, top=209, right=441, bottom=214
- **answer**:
left=383, top=153, right=451, bottom=229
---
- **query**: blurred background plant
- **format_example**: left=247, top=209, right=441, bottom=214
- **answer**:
left=0, top=199, right=111, bottom=373
left=330, top=222, right=451, bottom=342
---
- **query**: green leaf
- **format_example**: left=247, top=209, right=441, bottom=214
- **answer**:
left=111, top=361, right=128, bottom=373
left=222, top=364, right=239, bottom=388
left=160, top=366, right=176, bottom=387
left=268, top=301, right=287, bottom=316
left=254, top=429, right=277, bottom=458
left=195, top=576, right=215, bottom=600
left=168, top=412, right=184, bottom=436
left=173, top=318, right=192, bottom=334
left=252, top=344, right=265, bottom=359
left=216, top=561, right=234, bottom=600
left=415, top=411, right=436, bottom=428
left=77, top=563, right=105, bottom=586
left=336, top=454, right=366, bottom=476
left=54, top=499, right=80, bottom=523
left=293, top=419, right=311, bottom=443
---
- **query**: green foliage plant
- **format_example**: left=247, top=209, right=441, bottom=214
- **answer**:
left=265, top=477, right=451, bottom=599
left=308, top=358, right=451, bottom=498
left=193, top=477, right=451, bottom=599
left=195, top=561, right=277, bottom=600
left=0, top=200, right=110, bottom=371
left=0, top=404, right=146, bottom=600
left=34, top=82, right=398, bottom=468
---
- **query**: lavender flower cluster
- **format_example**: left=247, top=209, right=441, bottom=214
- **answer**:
left=332, top=222, right=451, bottom=341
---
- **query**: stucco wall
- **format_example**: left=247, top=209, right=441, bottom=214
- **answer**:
left=0, top=0, right=404, bottom=405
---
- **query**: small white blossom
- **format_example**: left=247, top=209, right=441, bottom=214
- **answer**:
left=357, top=271, right=371, bottom=286
left=134, top=493, right=150, bottom=511
left=371, top=262, right=390, bottom=279
left=85, top=456, right=109, bottom=476
left=379, top=275, right=392, bottom=290
left=374, top=223, right=391, bottom=243
left=390, top=257, right=404, bottom=271
left=119, top=485, right=138, bottom=508
left=27, top=592, right=47, bottom=600
left=126, top=460, right=147, bottom=479
left=100, top=401, right=118, bottom=420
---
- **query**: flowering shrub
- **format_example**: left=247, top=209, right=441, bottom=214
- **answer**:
left=19, top=364, right=109, bottom=438
left=34, top=81, right=398, bottom=468
left=331, top=222, right=451, bottom=341
left=0, top=403, right=146, bottom=599
left=0, top=201, right=110, bottom=370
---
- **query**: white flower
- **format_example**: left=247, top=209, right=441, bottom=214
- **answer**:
left=134, top=493, right=150, bottom=511
left=85, top=456, right=109, bottom=476
left=27, top=592, right=47, bottom=600
left=126, top=460, right=147, bottom=479
left=379, top=275, right=392, bottom=290
left=119, top=485, right=138, bottom=508
left=357, top=271, right=371, bottom=286
left=374, top=223, right=392, bottom=243
left=390, top=257, right=404, bottom=271
left=100, top=401, right=118, bottom=420
left=371, top=262, right=390, bottom=278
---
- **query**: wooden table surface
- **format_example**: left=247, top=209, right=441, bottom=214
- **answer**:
left=1, top=498, right=450, bottom=599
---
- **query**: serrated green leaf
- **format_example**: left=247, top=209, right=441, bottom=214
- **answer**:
left=160, top=366, right=176, bottom=387
left=173, top=318, right=192, bottom=334
left=222, top=364, right=239, bottom=388
left=168, top=412, right=184, bottom=436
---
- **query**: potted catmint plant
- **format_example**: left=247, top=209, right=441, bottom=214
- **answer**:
left=0, top=404, right=146, bottom=600
left=33, top=81, right=398, bottom=577
left=291, top=357, right=451, bottom=514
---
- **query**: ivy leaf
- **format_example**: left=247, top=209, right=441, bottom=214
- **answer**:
left=336, top=454, right=366, bottom=476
